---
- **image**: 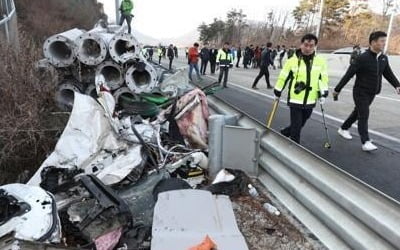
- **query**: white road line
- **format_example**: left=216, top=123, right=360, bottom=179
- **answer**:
left=328, top=87, right=400, bottom=102
left=206, top=75, right=400, bottom=145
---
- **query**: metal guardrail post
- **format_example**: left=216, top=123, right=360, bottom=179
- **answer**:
left=206, top=94, right=400, bottom=249
left=3, top=14, right=9, bottom=43
left=0, top=0, right=16, bottom=45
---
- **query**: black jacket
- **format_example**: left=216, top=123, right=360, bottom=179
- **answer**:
left=209, top=49, right=218, bottom=62
left=237, top=48, right=242, bottom=58
left=260, top=48, right=272, bottom=67
left=200, top=48, right=210, bottom=61
left=167, top=48, right=174, bottom=58
left=335, top=49, right=400, bottom=95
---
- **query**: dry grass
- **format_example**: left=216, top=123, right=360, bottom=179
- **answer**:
left=0, top=0, right=103, bottom=184
left=0, top=34, right=60, bottom=184
left=15, top=0, right=103, bottom=43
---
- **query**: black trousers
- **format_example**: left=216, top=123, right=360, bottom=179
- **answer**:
left=243, top=57, right=249, bottom=68
left=218, top=67, right=229, bottom=87
left=341, top=90, right=376, bottom=144
left=252, top=66, right=271, bottom=88
left=200, top=59, right=209, bottom=75
left=279, top=56, right=284, bottom=68
left=119, top=14, right=132, bottom=34
left=281, top=107, right=313, bottom=144
left=236, top=57, right=241, bottom=67
left=210, top=60, right=216, bottom=74
left=168, top=57, right=173, bottom=70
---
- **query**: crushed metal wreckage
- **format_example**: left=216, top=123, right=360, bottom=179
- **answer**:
left=0, top=24, right=254, bottom=250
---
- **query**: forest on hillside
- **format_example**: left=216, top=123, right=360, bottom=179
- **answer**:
left=198, top=0, right=400, bottom=52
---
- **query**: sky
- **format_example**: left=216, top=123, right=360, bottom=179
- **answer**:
left=98, top=0, right=390, bottom=39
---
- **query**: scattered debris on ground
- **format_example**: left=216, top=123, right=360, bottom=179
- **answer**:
left=0, top=23, right=324, bottom=250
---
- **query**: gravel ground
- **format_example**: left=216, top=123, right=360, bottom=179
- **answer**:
left=232, top=180, right=327, bottom=250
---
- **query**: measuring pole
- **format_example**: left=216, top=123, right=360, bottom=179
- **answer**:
left=384, top=1, right=399, bottom=54
left=115, top=0, right=120, bottom=24
left=316, top=0, right=325, bottom=38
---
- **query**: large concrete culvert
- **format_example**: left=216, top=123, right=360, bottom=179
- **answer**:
left=125, top=62, right=158, bottom=94
left=43, top=28, right=84, bottom=67
left=109, top=33, right=140, bottom=64
left=55, top=79, right=83, bottom=111
left=75, top=32, right=113, bottom=66
left=113, top=87, right=139, bottom=106
left=95, top=61, right=124, bottom=90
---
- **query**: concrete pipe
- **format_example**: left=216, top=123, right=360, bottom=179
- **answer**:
left=85, top=83, right=98, bottom=99
left=109, top=33, right=140, bottom=64
left=75, top=32, right=114, bottom=66
left=125, top=62, right=158, bottom=94
left=43, top=28, right=83, bottom=68
left=113, top=87, right=138, bottom=105
left=55, top=79, right=83, bottom=111
left=95, top=61, right=124, bottom=90
left=106, top=25, right=126, bottom=34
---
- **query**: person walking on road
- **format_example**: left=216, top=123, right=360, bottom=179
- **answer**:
left=270, top=47, right=278, bottom=70
left=119, top=0, right=134, bottom=34
left=279, top=45, right=287, bottom=69
left=167, top=44, right=175, bottom=70
left=148, top=47, right=154, bottom=62
left=333, top=31, right=400, bottom=151
left=350, top=45, right=361, bottom=65
left=200, top=43, right=210, bottom=75
left=252, top=42, right=273, bottom=89
left=236, top=46, right=242, bottom=68
left=274, top=34, right=329, bottom=144
left=209, top=45, right=218, bottom=74
left=216, top=42, right=234, bottom=88
left=174, top=46, right=178, bottom=58
left=188, top=43, right=202, bottom=82
left=254, top=46, right=262, bottom=68
left=243, top=46, right=251, bottom=69
left=157, top=46, right=163, bottom=65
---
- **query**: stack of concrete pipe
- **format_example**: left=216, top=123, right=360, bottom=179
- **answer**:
left=42, top=26, right=159, bottom=111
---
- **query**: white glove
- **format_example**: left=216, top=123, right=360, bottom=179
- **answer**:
left=319, top=97, right=326, bottom=105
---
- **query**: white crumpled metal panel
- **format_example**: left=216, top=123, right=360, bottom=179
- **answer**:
left=0, top=184, right=61, bottom=243
left=151, top=190, right=249, bottom=250
left=28, top=92, right=144, bottom=186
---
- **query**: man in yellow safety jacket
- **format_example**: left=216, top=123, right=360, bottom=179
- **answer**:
left=274, top=33, right=329, bottom=144
left=157, top=47, right=163, bottom=65
left=216, top=42, right=233, bottom=87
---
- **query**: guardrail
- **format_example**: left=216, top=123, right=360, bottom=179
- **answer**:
left=207, top=94, right=400, bottom=250
left=0, top=0, right=17, bottom=45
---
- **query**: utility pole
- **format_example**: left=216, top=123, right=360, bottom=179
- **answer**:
left=385, top=0, right=399, bottom=54
left=316, top=0, right=325, bottom=38
left=115, top=0, right=120, bottom=24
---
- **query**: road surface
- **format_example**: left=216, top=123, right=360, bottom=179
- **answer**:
left=161, top=54, right=400, bottom=202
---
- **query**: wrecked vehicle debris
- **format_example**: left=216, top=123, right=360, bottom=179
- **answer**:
left=0, top=23, right=323, bottom=250
left=0, top=184, right=61, bottom=244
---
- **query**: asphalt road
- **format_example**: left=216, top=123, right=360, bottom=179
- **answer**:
left=161, top=55, right=400, bottom=202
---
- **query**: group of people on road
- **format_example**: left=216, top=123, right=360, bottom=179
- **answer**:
left=187, top=42, right=234, bottom=87
left=274, top=31, right=400, bottom=152
left=186, top=31, right=400, bottom=152
left=237, top=44, right=296, bottom=70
